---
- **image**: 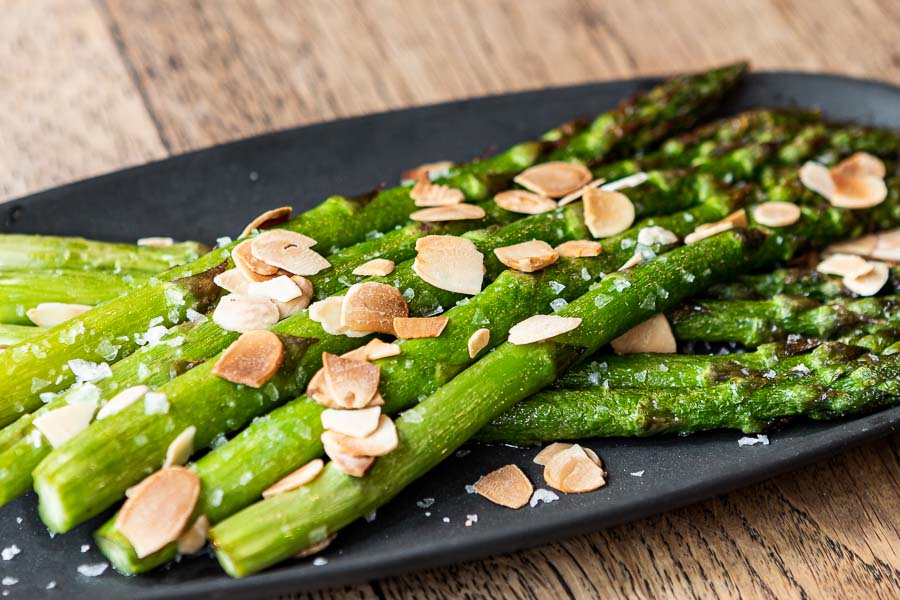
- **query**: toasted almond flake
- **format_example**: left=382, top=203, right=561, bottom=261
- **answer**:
left=830, top=171, right=888, bottom=209
left=558, top=178, right=606, bottom=206
left=873, top=228, right=900, bottom=262
left=322, top=436, right=375, bottom=477
left=722, top=209, right=749, bottom=228
left=535, top=442, right=603, bottom=467
left=116, top=467, right=200, bottom=559
left=833, top=152, right=886, bottom=179
left=33, top=402, right=97, bottom=447
left=247, top=275, right=303, bottom=303
left=352, top=258, right=396, bottom=277
left=494, top=240, right=559, bottom=273
left=393, top=316, right=449, bottom=339
left=753, top=201, right=801, bottom=228
left=97, top=385, right=149, bottom=420
left=366, top=392, right=385, bottom=407
left=213, top=268, right=252, bottom=295
left=321, top=352, right=380, bottom=409
left=340, top=346, right=371, bottom=362
left=583, top=188, right=635, bottom=238
left=321, top=414, right=398, bottom=457
left=402, top=160, right=454, bottom=183
left=413, top=235, right=484, bottom=295
left=26, top=303, right=92, bottom=328
left=467, top=328, right=490, bottom=359
left=800, top=158, right=887, bottom=209
left=555, top=240, right=603, bottom=257
left=212, top=294, right=280, bottom=333
left=364, top=338, right=402, bottom=360
left=163, top=426, right=197, bottom=468
left=275, top=276, right=314, bottom=319
left=799, top=161, right=836, bottom=198
left=844, top=261, right=889, bottom=296
left=251, top=230, right=329, bottom=276
left=410, top=204, right=486, bottom=222
left=618, top=252, right=642, bottom=271
left=514, top=162, right=592, bottom=198
left=340, top=282, right=409, bottom=335
left=473, top=464, right=533, bottom=509
left=508, top=314, right=581, bottom=345
left=295, top=534, right=336, bottom=559
left=684, top=220, right=734, bottom=245
left=137, top=236, right=174, bottom=248
left=494, top=190, right=558, bottom=214
left=816, top=253, right=874, bottom=278
left=262, top=459, right=325, bottom=498
left=410, top=179, right=465, bottom=207
left=543, top=444, right=606, bottom=494
left=233, top=239, right=280, bottom=279
left=824, top=234, right=878, bottom=258
left=239, top=206, right=292, bottom=238
left=601, top=171, right=650, bottom=192
left=176, top=515, right=210, bottom=555
left=308, top=297, right=368, bottom=338
left=211, top=330, right=285, bottom=388
left=322, top=406, right=382, bottom=438
left=610, top=313, right=677, bottom=354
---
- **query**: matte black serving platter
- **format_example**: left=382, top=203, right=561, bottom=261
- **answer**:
left=2, top=72, right=900, bottom=600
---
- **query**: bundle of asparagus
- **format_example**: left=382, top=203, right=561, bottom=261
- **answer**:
left=3, top=62, right=900, bottom=582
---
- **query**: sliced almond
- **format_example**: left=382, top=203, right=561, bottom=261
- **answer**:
left=26, top=303, right=92, bottom=328
left=494, top=190, right=558, bottom=214
left=844, top=261, right=889, bottom=296
left=321, top=406, right=382, bottom=438
left=722, top=208, right=749, bottom=228
left=610, top=313, right=677, bottom=354
left=211, top=330, right=285, bottom=388
left=239, top=207, right=292, bottom=238
left=163, top=426, right=197, bottom=468
left=558, top=178, right=606, bottom=206
left=601, top=171, right=650, bottom=192
left=800, top=158, right=887, bottom=209
left=514, top=162, right=592, bottom=198
left=824, top=234, right=878, bottom=258
left=275, top=276, right=314, bottom=319
left=340, top=282, right=409, bottom=335
left=555, top=240, right=603, bottom=257
left=402, top=160, right=454, bottom=183
left=321, top=352, right=380, bottom=409
left=352, top=258, right=396, bottom=277
left=583, top=188, right=635, bottom=238
left=177, top=515, right=210, bottom=555
left=833, top=152, right=886, bottom=178
left=322, top=436, right=375, bottom=477
left=295, top=533, right=336, bottom=558
left=830, top=171, right=888, bottom=209
left=684, top=220, right=734, bottom=245
left=212, top=294, right=280, bottom=333
left=262, top=459, right=325, bottom=498
left=32, top=402, right=97, bottom=447
left=473, top=464, right=533, bottom=509
left=508, top=314, right=581, bottom=345
left=213, top=268, right=252, bottom=295
left=393, top=316, right=449, bottom=339
left=137, top=237, right=175, bottom=248
left=816, top=253, right=874, bottom=278
left=618, top=252, right=642, bottom=271
left=322, top=414, right=398, bottom=458
left=494, top=240, right=559, bottom=273
left=467, top=328, right=490, bottom=358
left=410, top=179, right=465, bottom=207
left=410, top=204, right=487, bottom=222
left=533, top=442, right=573, bottom=466
left=97, top=385, right=149, bottom=420
left=799, top=161, right=837, bottom=198
left=116, top=467, right=200, bottom=559
left=543, top=444, right=606, bottom=494
left=413, top=235, right=484, bottom=295
left=251, top=230, right=330, bottom=276
left=753, top=201, right=801, bottom=228
left=233, top=239, right=280, bottom=280
left=364, top=338, right=402, bottom=360
left=308, top=297, right=368, bottom=338
left=247, top=275, right=303, bottom=303
left=873, top=228, right=900, bottom=262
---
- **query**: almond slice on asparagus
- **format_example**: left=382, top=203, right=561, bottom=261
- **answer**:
left=321, top=406, right=382, bottom=438
left=816, top=253, right=874, bottom=278
left=753, top=201, right=801, bottom=228
left=508, top=314, right=581, bottom=345
left=251, top=230, right=330, bottom=276
left=557, top=178, right=606, bottom=206
left=402, top=160, right=454, bottom=183
left=873, top=228, right=900, bottom=262
left=137, top=237, right=175, bottom=248
left=467, top=328, right=491, bottom=358
left=322, top=436, right=375, bottom=477
left=824, top=234, right=878, bottom=259
left=363, top=338, right=402, bottom=360
left=410, top=179, right=465, bottom=207
left=618, top=252, right=643, bottom=271
left=412, top=235, right=484, bottom=295
left=163, top=426, right=197, bottom=468
left=33, top=402, right=97, bottom=447
left=494, top=240, right=559, bottom=272
left=214, top=268, right=252, bottom=295
left=321, top=352, right=381, bottom=409
left=410, top=204, right=487, bottom=222
left=543, top=444, right=606, bottom=494
left=514, top=162, right=592, bottom=198
left=239, top=206, right=292, bottom=238
left=473, top=464, right=533, bottom=509
left=494, top=190, right=558, bottom=214
left=800, top=154, right=887, bottom=209
left=684, top=220, right=735, bottom=245
left=212, top=330, right=285, bottom=388
left=116, top=467, right=200, bottom=559
left=583, top=188, right=635, bottom=238
left=610, top=313, right=677, bottom=354
left=247, top=274, right=303, bottom=302
left=555, top=240, right=603, bottom=257
left=352, top=258, right=396, bottom=277
left=308, top=297, right=368, bottom=338
left=177, top=515, right=210, bottom=555
left=27, top=303, right=92, bottom=328
left=322, top=415, right=398, bottom=458
left=844, top=261, right=889, bottom=296
left=233, top=239, right=280, bottom=279
left=340, top=282, right=409, bottom=335
left=833, top=152, right=886, bottom=178
left=97, top=385, right=149, bottom=420
left=393, top=316, right=449, bottom=339
left=262, top=459, right=325, bottom=498
left=275, top=276, right=314, bottom=319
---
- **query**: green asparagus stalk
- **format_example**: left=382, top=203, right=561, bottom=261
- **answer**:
left=0, top=324, right=38, bottom=347
left=704, top=266, right=900, bottom=301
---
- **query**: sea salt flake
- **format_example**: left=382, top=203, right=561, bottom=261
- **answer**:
left=738, top=434, right=770, bottom=447
left=364, top=511, right=377, bottom=523
left=455, top=449, right=470, bottom=458
left=549, top=281, right=566, bottom=294
left=1, top=545, right=20, bottom=560
left=550, top=298, right=568, bottom=312
left=216, top=236, right=233, bottom=248
left=416, top=498, right=435, bottom=509
left=442, top=517, right=450, bottom=523
left=630, top=470, right=645, bottom=477
left=68, top=360, right=112, bottom=383
left=144, top=392, right=170, bottom=415
left=465, top=484, right=477, bottom=494
left=529, top=489, right=560, bottom=507
left=46, top=582, right=56, bottom=590
left=186, top=309, right=207, bottom=323
left=1, top=577, right=17, bottom=586
left=80, top=544, right=90, bottom=553
left=76, top=563, right=108, bottom=577
left=312, top=557, right=328, bottom=566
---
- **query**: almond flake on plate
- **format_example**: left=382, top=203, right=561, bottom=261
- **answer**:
left=33, top=402, right=97, bottom=447
left=799, top=153, right=887, bottom=209
left=340, top=282, right=409, bottom=335
left=534, top=442, right=602, bottom=467
left=212, top=330, right=285, bottom=388
left=322, top=415, right=398, bottom=458
left=239, top=206, right=292, bottom=238
left=410, top=179, right=465, bottom=207
left=555, top=240, right=603, bottom=257
left=753, top=201, right=801, bottom=228
left=352, top=258, right=396, bottom=277
left=473, top=464, right=533, bottom=509
left=844, top=261, right=889, bottom=296
left=321, top=352, right=381, bottom=409
left=321, top=406, right=382, bottom=438
left=137, top=237, right=175, bottom=248
left=214, top=268, right=252, bottom=295
left=816, top=253, right=873, bottom=278
left=402, top=160, right=454, bottom=183
left=610, top=313, right=677, bottom=354
left=262, top=459, right=325, bottom=498
left=212, top=293, right=280, bottom=334
left=250, top=230, right=330, bottom=276
left=27, top=303, right=92, bottom=328
left=467, top=328, right=490, bottom=358
left=163, top=426, right=197, bottom=468
left=557, top=178, right=606, bottom=206
left=393, top=316, right=449, bottom=339
left=116, top=467, right=200, bottom=559
left=96, top=385, right=148, bottom=420
left=413, top=235, right=484, bottom=295
left=583, top=188, right=635, bottom=238
left=508, top=314, right=581, bottom=345
left=308, top=297, right=369, bottom=338
left=176, top=515, right=210, bottom=555
left=494, top=240, right=559, bottom=273
left=514, top=162, right=592, bottom=198
left=233, top=239, right=280, bottom=280
left=543, top=444, right=606, bottom=494
left=409, top=204, right=487, bottom=222
left=494, top=190, right=558, bottom=214
left=247, top=275, right=303, bottom=303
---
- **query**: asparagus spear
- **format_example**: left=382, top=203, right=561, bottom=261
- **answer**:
left=705, top=266, right=900, bottom=300
left=0, top=324, right=38, bottom=347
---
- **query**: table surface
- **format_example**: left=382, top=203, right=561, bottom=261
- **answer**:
left=3, top=1, right=900, bottom=598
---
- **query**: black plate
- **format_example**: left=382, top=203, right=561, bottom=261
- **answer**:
left=3, top=73, right=900, bottom=600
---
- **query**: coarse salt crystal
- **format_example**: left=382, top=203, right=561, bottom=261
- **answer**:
left=529, top=489, right=560, bottom=507
left=67, top=359, right=112, bottom=383
left=144, top=392, right=170, bottom=415
left=416, top=498, right=435, bottom=509
left=738, top=435, right=770, bottom=447
left=1, top=545, right=20, bottom=561
left=312, top=557, right=327, bottom=566
left=76, top=563, right=108, bottom=577
left=630, top=470, right=645, bottom=477
left=1, top=577, right=17, bottom=586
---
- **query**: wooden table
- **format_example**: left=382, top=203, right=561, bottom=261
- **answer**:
left=3, top=1, right=899, bottom=597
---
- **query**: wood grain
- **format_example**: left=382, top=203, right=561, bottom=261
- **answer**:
left=4, top=0, right=900, bottom=598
